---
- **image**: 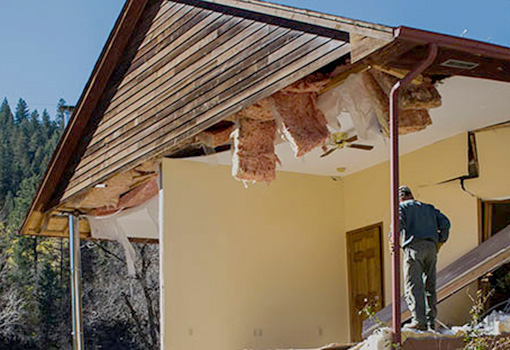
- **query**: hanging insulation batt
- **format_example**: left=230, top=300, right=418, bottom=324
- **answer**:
left=361, top=71, right=432, bottom=135
left=195, top=123, right=235, bottom=148
left=272, top=74, right=331, bottom=157
left=273, top=91, right=330, bottom=157
left=370, top=69, right=442, bottom=110
left=232, top=110, right=278, bottom=183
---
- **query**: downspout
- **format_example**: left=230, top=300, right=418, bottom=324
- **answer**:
left=389, top=43, right=438, bottom=345
left=68, top=213, right=84, bottom=350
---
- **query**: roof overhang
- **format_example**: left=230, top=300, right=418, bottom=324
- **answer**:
left=20, top=0, right=510, bottom=239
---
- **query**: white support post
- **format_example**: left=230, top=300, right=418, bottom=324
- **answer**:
left=68, top=214, right=84, bottom=350
left=158, top=163, right=166, bottom=349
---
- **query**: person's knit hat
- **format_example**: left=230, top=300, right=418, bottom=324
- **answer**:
left=398, top=185, right=413, bottom=199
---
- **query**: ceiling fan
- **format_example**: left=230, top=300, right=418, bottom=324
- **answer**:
left=320, top=132, right=374, bottom=158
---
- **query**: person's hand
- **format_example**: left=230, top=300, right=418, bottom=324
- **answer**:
left=437, top=242, right=444, bottom=253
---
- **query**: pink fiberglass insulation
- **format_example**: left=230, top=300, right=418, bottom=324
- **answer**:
left=195, top=123, right=235, bottom=147
left=369, top=69, right=442, bottom=110
left=361, top=71, right=432, bottom=136
left=232, top=117, right=278, bottom=183
left=273, top=91, right=330, bottom=157
left=282, top=73, right=331, bottom=93
left=91, top=178, right=159, bottom=216
left=238, top=98, right=275, bottom=121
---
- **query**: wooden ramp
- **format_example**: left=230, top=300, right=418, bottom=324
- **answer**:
left=362, top=224, right=510, bottom=338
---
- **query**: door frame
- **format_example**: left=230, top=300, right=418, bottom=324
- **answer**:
left=346, top=222, right=385, bottom=342
left=478, top=199, right=510, bottom=243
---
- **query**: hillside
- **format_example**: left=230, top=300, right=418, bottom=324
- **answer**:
left=0, top=98, right=159, bottom=349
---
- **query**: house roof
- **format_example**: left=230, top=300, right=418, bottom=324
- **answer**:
left=20, top=0, right=510, bottom=239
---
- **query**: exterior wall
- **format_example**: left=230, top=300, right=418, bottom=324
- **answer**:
left=468, top=127, right=510, bottom=200
left=162, top=159, right=348, bottom=350
left=343, top=128, right=510, bottom=326
left=160, top=127, right=510, bottom=348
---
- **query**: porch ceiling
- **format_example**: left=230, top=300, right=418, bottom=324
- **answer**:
left=193, top=76, right=510, bottom=177
left=19, top=0, right=510, bottom=240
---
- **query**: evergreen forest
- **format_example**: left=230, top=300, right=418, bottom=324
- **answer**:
left=0, top=98, right=159, bottom=349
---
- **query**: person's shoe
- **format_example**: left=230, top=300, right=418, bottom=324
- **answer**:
left=405, top=322, right=427, bottom=331
left=427, top=323, right=436, bottom=332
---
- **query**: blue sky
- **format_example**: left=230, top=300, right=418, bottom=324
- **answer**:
left=1, top=0, right=508, bottom=117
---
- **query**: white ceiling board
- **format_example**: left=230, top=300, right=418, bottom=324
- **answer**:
left=190, top=76, right=510, bottom=177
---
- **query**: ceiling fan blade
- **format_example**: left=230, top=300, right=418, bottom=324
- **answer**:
left=345, top=135, right=358, bottom=143
left=320, top=147, right=338, bottom=158
left=347, top=143, right=374, bottom=151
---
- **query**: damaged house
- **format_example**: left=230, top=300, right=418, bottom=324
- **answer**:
left=20, top=0, right=510, bottom=349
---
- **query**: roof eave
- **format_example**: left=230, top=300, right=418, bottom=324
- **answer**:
left=19, top=3, right=510, bottom=238
left=395, top=26, right=510, bottom=61
left=19, top=0, right=150, bottom=236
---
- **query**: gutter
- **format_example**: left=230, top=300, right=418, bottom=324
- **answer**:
left=395, top=26, right=510, bottom=61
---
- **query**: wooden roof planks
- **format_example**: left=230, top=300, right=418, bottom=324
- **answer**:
left=58, top=0, right=353, bottom=205
left=20, top=0, right=510, bottom=240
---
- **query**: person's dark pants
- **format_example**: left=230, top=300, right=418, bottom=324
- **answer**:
left=403, top=240, right=437, bottom=329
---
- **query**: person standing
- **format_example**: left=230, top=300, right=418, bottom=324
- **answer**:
left=398, top=185, right=450, bottom=331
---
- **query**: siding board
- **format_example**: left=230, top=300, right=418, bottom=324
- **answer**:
left=126, top=6, right=208, bottom=74
left=113, top=16, right=242, bottom=104
left=137, top=2, right=182, bottom=45
left=86, top=21, right=272, bottom=152
left=60, top=0, right=351, bottom=202
left=105, top=13, right=233, bottom=117
left=65, top=40, right=350, bottom=200
left=86, top=19, right=258, bottom=151
left=72, top=28, right=310, bottom=180
left=76, top=26, right=301, bottom=175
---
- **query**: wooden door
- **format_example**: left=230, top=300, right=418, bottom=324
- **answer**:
left=347, top=223, right=384, bottom=342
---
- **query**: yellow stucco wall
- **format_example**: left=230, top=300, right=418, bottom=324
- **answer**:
left=468, top=127, right=510, bottom=200
left=162, top=160, right=348, bottom=350
left=343, top=129, right=510, bottom=326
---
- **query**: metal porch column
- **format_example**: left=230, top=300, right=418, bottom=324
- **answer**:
left=68, top=214, right=84, bottom=350
left=389, top=43, right=438, bottom=345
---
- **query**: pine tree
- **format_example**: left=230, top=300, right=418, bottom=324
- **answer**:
left=0, top=98, right=14, bottom=129
left=0, top=100, right=14, bottom=204
left=0, top=97, right=160, bottom=349
left=14, top=99, right=29, bottom=125
left=0, top=98, right=66, bottom=347
left=37, top=263, right=65, bottom=349
left=56, top=99, right=66, bottom=129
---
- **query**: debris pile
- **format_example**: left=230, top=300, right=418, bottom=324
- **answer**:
left=352, top=310, right=510, bottom=350
left=452, top=310, right=510, bottom=336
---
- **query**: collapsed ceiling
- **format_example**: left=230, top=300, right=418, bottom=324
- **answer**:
left=41, top=61, right=443, bottom=237
left=27, top=32, right=510, bottom=240
left=179, top=65, right=442, bottom=184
